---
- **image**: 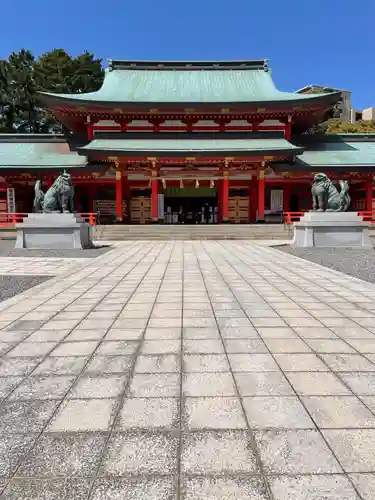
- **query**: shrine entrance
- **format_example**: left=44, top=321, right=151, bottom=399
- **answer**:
left=163, top=186, right=218, bottom=224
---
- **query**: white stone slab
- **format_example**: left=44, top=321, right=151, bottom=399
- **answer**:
left=292, top=212, right=372, bottom=248
left=15, top=213, right=93, bottom=249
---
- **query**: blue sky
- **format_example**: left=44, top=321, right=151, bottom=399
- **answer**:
left=1, top=0, right=373, bottom=109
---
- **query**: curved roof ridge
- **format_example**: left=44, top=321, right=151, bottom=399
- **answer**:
left=108, top=59, right=268, bottom=71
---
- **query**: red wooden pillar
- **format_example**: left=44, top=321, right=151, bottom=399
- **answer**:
left=86, top=115, right=94, bottom=141
left=365, top=177, right=373, bottom=213
left=151, top=175, right=159, bottom=223
left=217, top=180, right=223, bottom=222
left=222, top=175, right=229, bottom=223
left=248, top=180, right=252, bottom=224
left=115, top=168, right=123, bottom=223
left=258, top=169, right=265, bottom=222
left=284, top=115, right=292, bottom=140
left=249, top=176, right=258, bottom=223
left=123, top=175, right=129, bottom=222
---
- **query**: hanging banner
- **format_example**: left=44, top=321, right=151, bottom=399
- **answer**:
left=7, top=188, right=16, bottom=213
left=165, top=187, right=216, bottom=198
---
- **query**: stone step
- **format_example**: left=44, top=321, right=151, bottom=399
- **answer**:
left=95, top=224, right=292, bottom=240
left=95, top=225, right=288, bottom=231
left=96, top=236, right=289, bottom=241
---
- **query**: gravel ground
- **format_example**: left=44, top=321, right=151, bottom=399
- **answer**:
left=0, top=275, right=52, bottom=302
left=275, top=244, right=375, bottom=284
left=0, top=240, right=112, bottom=258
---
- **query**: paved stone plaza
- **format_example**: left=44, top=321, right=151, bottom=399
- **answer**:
left=0, top=256, right=91, bottom=276
left=0, top=241, right=375, bottom=499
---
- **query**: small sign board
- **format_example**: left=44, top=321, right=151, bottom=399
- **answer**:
left=7, top=188, right=16, bottom=213
left=270, top=189, right=283, bottom=212
left=158, top=194, right=164, bottom=219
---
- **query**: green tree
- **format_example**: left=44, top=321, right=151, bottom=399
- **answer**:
left=0, top=59, right=12, bottom=132
left=35, top=49, right=104, bottom=132
left=35, top=49, right=73, bottom=93
left=69, top=51, right=103, bottom=93
left=0, top=48, right=104, bottom=133
left=34, top=49, right=76, bottom=133
left=8, top=49, right=39, bottom=132
left=0, top=50, right=38, bottom=132
left=35, top=49, right=103, bottom=94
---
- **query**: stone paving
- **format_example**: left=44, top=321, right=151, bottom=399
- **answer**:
left=0, top=257, right=90, bottom=275
left=0, top=241, right=374, bottom=498
left=0, top=241, right=117, bottom=276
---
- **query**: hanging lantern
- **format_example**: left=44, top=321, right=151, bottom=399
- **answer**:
left=210, top=179, right=215, bottom=188
left=180, top=179, right=184, bottom=188
left=195, top=179, right=199, bottom=188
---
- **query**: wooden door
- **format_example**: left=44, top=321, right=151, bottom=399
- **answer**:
left=130, top=196, right=151, bottom=224
left=228, top=197, right=249, bottom=223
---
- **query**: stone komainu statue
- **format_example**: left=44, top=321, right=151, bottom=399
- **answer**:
left=311, top=173, right=351, bottom=212
left=33, top=171, right=75, bottom=214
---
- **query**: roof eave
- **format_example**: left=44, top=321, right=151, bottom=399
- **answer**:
left=37, top=92, right=340, bottom=111
left=0, top=164, right=86, bottom=171
left=291, top=157, right=375, bottom=171
left=273, top=162, right=375, bottom=173
left=301, top=163, right=375, bottom=168
left=0, top=133, right=65, bottom=142
left=0, top=164, right=105, bottom=174
left=77, top=146, right=304, bottom=158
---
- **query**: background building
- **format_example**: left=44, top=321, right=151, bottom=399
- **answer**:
left=362, top=107, right=375, bottom=121
left=296, top=85, right=353, bottom=122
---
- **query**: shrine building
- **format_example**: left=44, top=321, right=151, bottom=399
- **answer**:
left=0, top=59, right=375, bottom=224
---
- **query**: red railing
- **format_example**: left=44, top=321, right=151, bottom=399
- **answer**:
left=359, top=211, right=375, bottom=224
left=0, top=213, right=27, bottom=226
left=283, top=212, right=306, bottom=226
left=78, top=213, right=98, bottom=226
left=0, top=212, right=98, bottom=227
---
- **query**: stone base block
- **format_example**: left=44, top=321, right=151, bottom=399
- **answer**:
left=15, top=213, right=94, bottom=250
left=292, top=212, right=373, bottom=248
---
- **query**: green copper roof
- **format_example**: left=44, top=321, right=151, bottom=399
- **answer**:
left=0, top=140, right=86, bottom=169
left=297, top=137, right=375, bottom=167
left=39, top=60, right=340, bottom=107
left=79, top=137, right=303, bottom=157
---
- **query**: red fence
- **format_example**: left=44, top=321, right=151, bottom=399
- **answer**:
left=0, top=213, right=27, bottom=226
left=359, top=211, right=375, bottom=224
left=0, top=213, right=98, bottom=228
left=0, top=211, right=372, bottom=228
left=283, top=212, right=306, bottom=226
left=79, top=213, right=98, bottom=226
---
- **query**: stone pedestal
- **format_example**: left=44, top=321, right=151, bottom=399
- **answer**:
left=292, top=212, right=372, bottom=248
left=15, top=213, right=93, bottom=250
